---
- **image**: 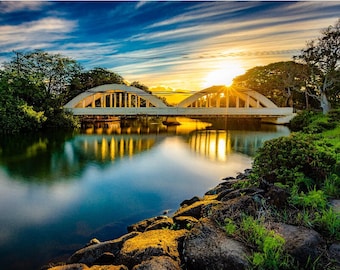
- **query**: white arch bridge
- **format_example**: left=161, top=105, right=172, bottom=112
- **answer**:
left=64, top=84, right=294, bottom=124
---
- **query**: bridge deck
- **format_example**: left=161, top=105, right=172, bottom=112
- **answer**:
left=67, top=107, right=293, bottom=117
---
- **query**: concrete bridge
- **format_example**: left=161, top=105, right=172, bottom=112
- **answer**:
left=64, top=84, right=294, bottom=124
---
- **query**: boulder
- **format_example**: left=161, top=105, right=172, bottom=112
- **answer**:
left=173, top=216, right=198, bottom=229
left=47, top=264, right=89, bottom=270
left=68, top=232, right=139, bottom=265
left=268, top=222, right=323, bottom=265
left=117, top=229, right=187, bottom=269
left=180, top=196, right=200, bottom=207
left=127, top=216, right=174, bottom=232
left=173, top=199, right=220, bottom=220
left=183, top=218, right=249, bottom=270
left=132, top=256, right=181, bottom=270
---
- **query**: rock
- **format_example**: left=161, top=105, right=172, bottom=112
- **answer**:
left=86, top=238, right=101, bottom=247
left=92, top=252, right=115, bottom=265
left=268, top=223, right=323, bottom=265
left=180, top=196, right=200, bottom=207
left=219, top=187, right=263, bottom=201
left=331, top=199, right=340, bottom=213
left=89, top=266, right=128, bottom=270
left=68, top=232, right=139, bottom=265
left=328, top=243, right=340, bottom=264
left=47, top=264, right=89, bottom=270
left=127, top=216, right=174, bottom=232
left=117, top=229, right=187, bottom=269
left=132, top=256, right=181, bottom=270
left=264, top=185, right=289, bottom=207
left=173, top=215, right=198, bottom=229
left=173, top=199, right=220, bottom=220
left=211, top=195, right=258, bottom=224
left=183, top=218, right=250, bottom=270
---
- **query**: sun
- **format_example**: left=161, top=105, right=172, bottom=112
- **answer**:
left=202, top=61, right=245, bottom=88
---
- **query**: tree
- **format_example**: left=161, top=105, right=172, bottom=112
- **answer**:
left=130, top=81, right=152, bottom=94
left=233, top=61, right=308, bottom=109
left=3, top=50, right=82, bottom=106
left=69, top=67, right=126, bottom=101
left=294, top=19, right=340, bottom=114
left=0, top=50, right=81, bottom=132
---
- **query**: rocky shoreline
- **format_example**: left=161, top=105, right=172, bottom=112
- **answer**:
left=43, top=170, right=339, bottom=270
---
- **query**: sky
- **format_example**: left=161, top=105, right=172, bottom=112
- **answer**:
left=1, top=1, right=340, bottom=103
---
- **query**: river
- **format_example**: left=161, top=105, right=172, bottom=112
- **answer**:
left=0, top=117, right=290, bottom=270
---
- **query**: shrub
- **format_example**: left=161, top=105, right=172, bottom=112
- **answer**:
left=252, top=133, right=336, bottom=191
left=289, top=110, right=315, bottom=132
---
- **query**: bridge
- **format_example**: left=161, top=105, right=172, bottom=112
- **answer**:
left=64, top=84, right=294, bottom=124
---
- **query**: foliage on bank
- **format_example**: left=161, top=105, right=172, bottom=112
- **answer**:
left=223, top=110, right=340, bottom=269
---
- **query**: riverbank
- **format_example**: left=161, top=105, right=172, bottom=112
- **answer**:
left=43, top=169, right=339, bottom=270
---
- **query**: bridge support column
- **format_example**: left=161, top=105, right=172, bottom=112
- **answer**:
left=124, top=93, right=128, bottom=108
left=119, top=93, right=123, bottom=107
left=216, top=94, right=221, bottom=108
left=245, top=95, right=250, bottom=108
left=128, top=93, right=132, bottom=108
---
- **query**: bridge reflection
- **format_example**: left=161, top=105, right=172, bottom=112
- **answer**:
left=0, top=120, right=289, bottom=181
left=73, top=135, right=159, bottom=161
left=73, top=126, right=289, bottom=163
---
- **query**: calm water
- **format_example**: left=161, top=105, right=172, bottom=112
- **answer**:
left=0, top=118, right=290, bottom=270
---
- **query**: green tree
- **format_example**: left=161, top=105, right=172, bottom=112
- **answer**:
left=3, top=50, right=82, bottom=106
left=294, top=19, right=340, bottom=114
left=233, top=61, right=308, bottom=109
left=0, top=70, right=46, bottom=133
left=69, top=67, right=126, bottom=100
left=0, top=50, right=81, bottom=132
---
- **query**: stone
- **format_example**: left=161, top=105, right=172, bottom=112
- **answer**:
left=180, top=196, right=200, bottom=207
left=328, top=243, right=340, bottom=264
left=86, top=238, right=101, bottom=247
left=47, top=264, right=89, bottom=270
left=89, top=266, right=128, bottom=270
left=127, top=216, right=173, bottom=232
left=132, top=256, right=181, bottom=270
left=264, top=185, right=289, bottom=207
left=173, top=215, right=198, bottom=229
left=92, top=252, right=115, bottom=265
left=173, top=200, right=220, bottom=220
left=183, top=218, right=250, bottom=270
left=117, top=229, right=187, bottom=269
left=268, top=222, right=323, bottom=265
left=68, top=232, right=139, bottom=265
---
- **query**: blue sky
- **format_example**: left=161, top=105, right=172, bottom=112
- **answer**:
left=1, top=1, right=340, bottom=93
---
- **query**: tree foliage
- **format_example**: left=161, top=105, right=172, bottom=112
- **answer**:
left=233, top=61, right=309, bottom=108
left=294, top=19, right=340, bottom=114
left=0, top=50, right=81, bottom=133
left=69, top=67, right=126, bottom=100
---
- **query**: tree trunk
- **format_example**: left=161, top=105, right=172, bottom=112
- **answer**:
left=320, top=92, right=331, bottom=114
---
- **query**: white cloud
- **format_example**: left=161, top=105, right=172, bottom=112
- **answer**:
left=0, top=17, right=77, bottom=52
left=0, top=1, right=49, bottom=13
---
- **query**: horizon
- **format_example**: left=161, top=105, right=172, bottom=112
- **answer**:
left=1, top=1, right=340, bottom=103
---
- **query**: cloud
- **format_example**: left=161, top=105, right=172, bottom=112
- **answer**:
left=0, top=17, right=77, bottom=52
left=0, top=1, right=49, bottom=13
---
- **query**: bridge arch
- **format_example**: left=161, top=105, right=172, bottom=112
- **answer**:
left=177, top=85, right=278, bottom=109
left=64, top=84, right=168, bottom=109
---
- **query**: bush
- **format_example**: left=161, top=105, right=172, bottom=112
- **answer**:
left=289, top=110, right=315, bottom=132
left=252, top=133, right=336, bottom=191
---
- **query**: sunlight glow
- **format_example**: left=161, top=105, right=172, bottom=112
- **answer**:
left=202, top=61, right=245, bottom=88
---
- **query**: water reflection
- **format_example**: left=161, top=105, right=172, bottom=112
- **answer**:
left=73, top=135, right=161, bottom=162
left=0, top=119, right=290, bottom=182
left=188, top=126, right=290, bottom=161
